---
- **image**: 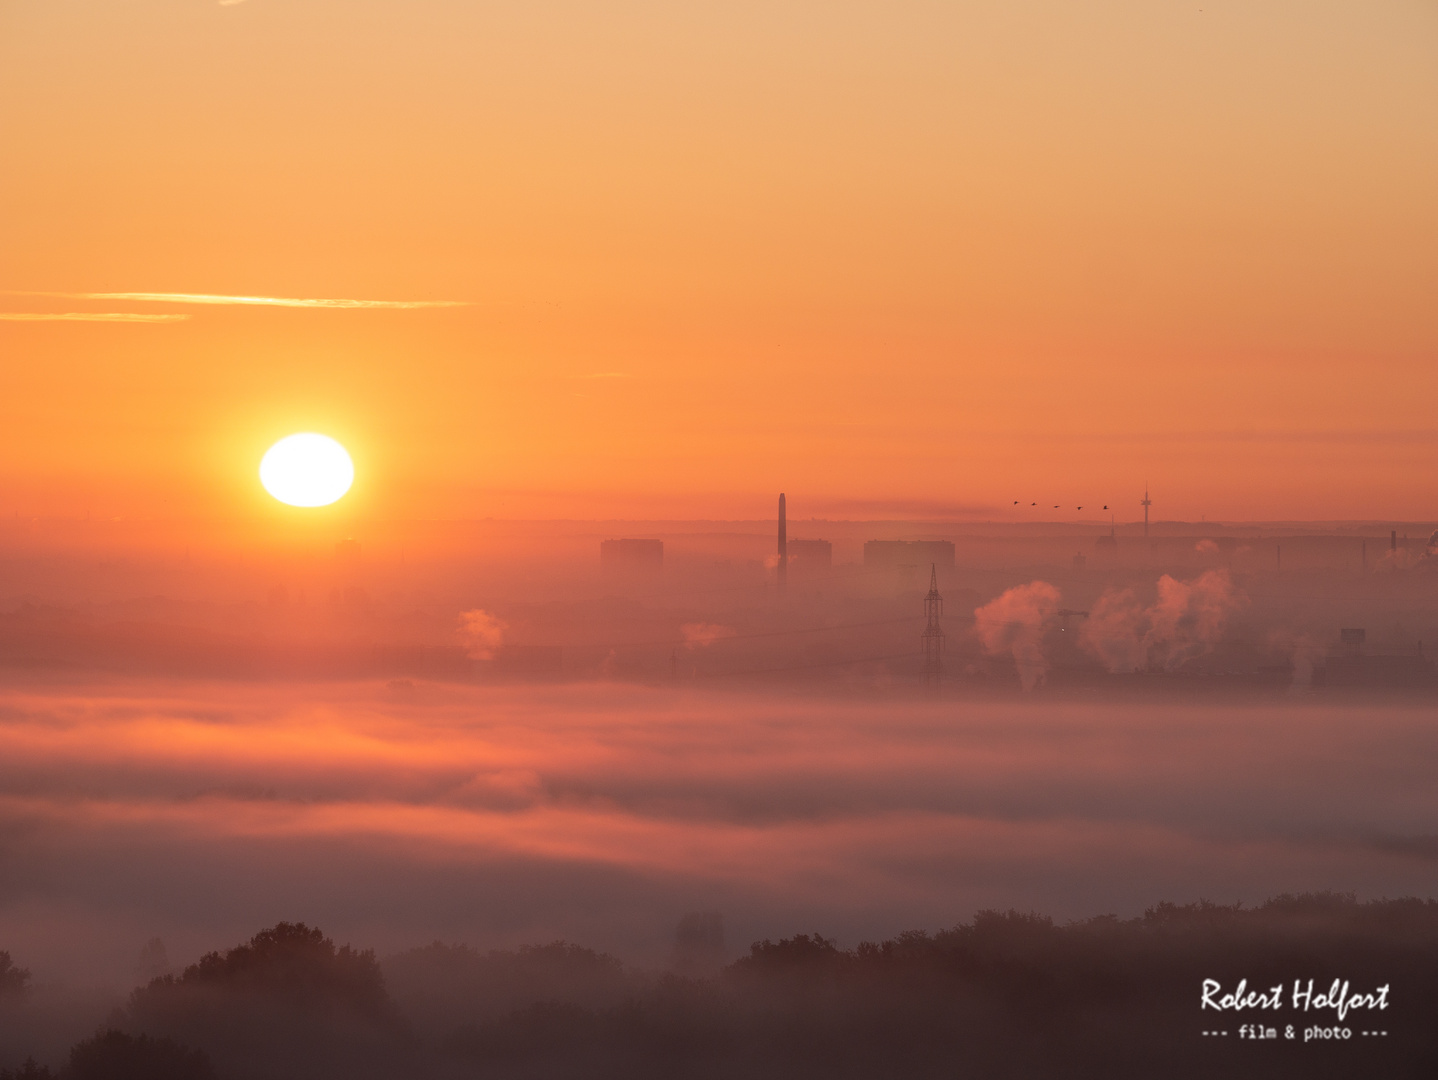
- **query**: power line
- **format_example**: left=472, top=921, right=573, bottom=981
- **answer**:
left=562, top=615, right=918, bottom=651
left=693, top=650, right=923, bottom=679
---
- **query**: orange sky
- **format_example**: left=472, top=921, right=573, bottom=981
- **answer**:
left=2, top=0, right=1436, bottom=522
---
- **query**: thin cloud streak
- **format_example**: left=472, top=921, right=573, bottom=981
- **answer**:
left=13, top=291, right=468, bottom=310
left=0, top=312, right=190, bottom=322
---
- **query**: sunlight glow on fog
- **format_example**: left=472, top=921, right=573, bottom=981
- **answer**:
left=2, top=681, right=1437, bottom=980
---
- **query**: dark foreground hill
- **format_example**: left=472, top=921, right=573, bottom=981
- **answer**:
left=4, top=894, right=1436, bottom=1079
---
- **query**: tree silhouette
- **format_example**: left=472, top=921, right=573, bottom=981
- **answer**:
left=0, top=952, right=31, bottom=998
left=8, top=898, right=1435, bottom=1080
left=120, top=923, right=405, bottom=1080
left=65, top=1031, right=211, bottom=1080
left=0, top=1060, right=54, bottom=1080
left=384, top=939, right=634, bottom=1041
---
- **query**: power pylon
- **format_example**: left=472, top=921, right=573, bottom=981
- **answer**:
left=921, top=563, right=945, bottom=688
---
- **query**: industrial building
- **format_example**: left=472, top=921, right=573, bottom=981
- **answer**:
left=786, top=538, right=832, bottom=571
left=1312, top=627, right=1433, bottom=688
left=774, top=494, right=832, bottom=579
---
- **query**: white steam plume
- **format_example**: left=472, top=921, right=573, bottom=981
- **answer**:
left=459, top=610, right=508, bottom=660
left=1080, top=570, right=1246, bottom=673
left=973, top=581, right=1061, bottom=690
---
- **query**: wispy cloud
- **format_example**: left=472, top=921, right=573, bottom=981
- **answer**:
left=12, top=291, right=467, bottom=310
left=0, top=312, right=190, bottom=323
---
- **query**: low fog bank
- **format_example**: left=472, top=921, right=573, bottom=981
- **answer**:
left=2, top=682, right=1437, bottom=990
left=3, top=898, right=1437, bottom=1078
left=4, top=518, right=1438, bottom=695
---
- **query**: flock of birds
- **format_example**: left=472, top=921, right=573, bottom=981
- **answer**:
left=1016, top=502, right=1110, bottom=510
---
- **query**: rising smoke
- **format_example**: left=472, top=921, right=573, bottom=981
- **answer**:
left=458, top=610, right=507, bottom=660
left=1073, top=571, right=1247, bottom=674
left=1079, top=569, right=1246, bottom=674
left=974, top=571, right=1246, bottom=682
left=973, top=581, right=1061, bottom=689
left=1141, top=569, right=1246, bottom=671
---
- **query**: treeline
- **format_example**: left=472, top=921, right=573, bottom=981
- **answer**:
left=4, top=894, right=1438, bottom=1079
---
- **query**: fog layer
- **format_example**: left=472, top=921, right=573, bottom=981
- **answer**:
left=2, top=680, right=1435, bottom=986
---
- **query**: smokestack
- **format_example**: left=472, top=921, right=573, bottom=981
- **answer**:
left=777, top=493, right=787, bottom=589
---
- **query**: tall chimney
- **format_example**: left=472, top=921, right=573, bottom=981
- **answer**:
left=777, top=493, right=787, bottom=589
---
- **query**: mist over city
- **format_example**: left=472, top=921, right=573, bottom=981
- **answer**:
left=3, top=501, right=1438, bottom=1077
left=6, top=0, right=1438, bottom=1073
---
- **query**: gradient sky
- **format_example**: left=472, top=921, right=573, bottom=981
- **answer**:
left=2, top=0, right=1436, bottom=521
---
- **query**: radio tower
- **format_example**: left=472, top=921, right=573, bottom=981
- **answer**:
left=921, top=563, right=945, bottom=688
left=1141, top=483, right=1152, bottom=540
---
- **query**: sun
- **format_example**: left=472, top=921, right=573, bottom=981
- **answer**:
left=259, top=433, right=354, bottom=507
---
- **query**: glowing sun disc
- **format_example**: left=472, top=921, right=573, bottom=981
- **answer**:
left=260, top=434, right=354, bottom=507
